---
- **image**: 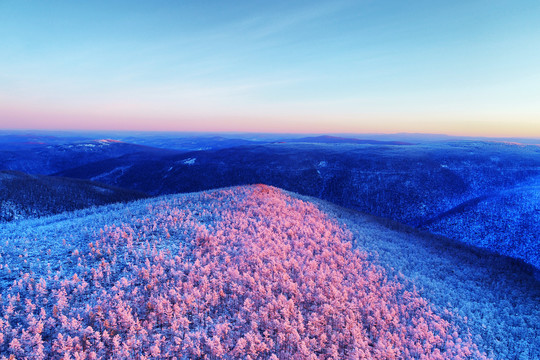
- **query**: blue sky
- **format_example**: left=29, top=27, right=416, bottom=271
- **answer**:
left=1, top=0, right=539, bottom=136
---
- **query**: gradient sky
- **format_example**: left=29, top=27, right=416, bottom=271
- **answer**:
left=1, top=0, right=539, bottom=137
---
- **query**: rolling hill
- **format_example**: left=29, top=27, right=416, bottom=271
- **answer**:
left=0, top=170, right=148, bottom=221
left=0, top=185, right=538, bottom=358
left=55, top=141, right=540, bottom=269
left=0, top=139, right=180, bottom=175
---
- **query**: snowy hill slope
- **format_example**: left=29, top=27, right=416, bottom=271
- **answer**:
left=298, top=194, right=540, bottom=358
left=423, top=182, right=540, bottom=267
left=0, top=185, right=538, bottom=358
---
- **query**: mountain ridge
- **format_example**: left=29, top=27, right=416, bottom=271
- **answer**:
left=0, top=185, right=538, bottom=358
left=53, top=141, right=540, bottom=269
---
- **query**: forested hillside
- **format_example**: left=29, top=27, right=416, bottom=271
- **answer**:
left=56, top=141, right=540, bottom=269
left=0, top=170, right=148, bottom=221
left=0, top=139, right=179, bottom=175
left=1, top=185, right=538, bottom=358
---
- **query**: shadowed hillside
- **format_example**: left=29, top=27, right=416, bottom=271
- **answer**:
left=0, top=170, right=148, bottom=221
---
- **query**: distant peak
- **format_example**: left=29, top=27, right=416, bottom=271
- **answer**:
left=95, top=139, right=123, bottom=144
left=290, top=135, right=414, bottom=146
left=488, top=140, right=540, bottom=147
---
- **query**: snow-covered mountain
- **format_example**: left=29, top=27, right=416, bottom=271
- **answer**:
left=0, top=185, right=537, bottom=358
left=55, top=141, right=540, bottom=269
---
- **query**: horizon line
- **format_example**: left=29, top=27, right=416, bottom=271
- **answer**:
left=1, top=128, right=540, bottom=141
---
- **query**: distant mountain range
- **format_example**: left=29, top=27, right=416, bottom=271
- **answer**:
left=287, top=135, right=414, bottom=145
left=0, top=139, right=180, bottom=175
left=1, top=132, right=539, bottom=270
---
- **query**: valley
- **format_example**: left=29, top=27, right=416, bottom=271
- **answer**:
left=48, top=138, right=540, bottom=269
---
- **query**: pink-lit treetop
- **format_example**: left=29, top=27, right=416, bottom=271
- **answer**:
left=0, top=185, right=487, bottom=359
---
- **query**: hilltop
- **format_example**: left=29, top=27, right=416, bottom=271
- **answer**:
left=0, top=185, right=538, bottom=358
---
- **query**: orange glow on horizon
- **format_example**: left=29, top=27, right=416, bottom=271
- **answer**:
left=1, top=104, right=539, bottom=139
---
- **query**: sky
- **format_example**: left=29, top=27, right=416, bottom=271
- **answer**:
left=1, top=0, right=539, bottom=137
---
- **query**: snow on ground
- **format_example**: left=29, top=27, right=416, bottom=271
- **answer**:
left=0, top=185, right=538, bottom=358
left=90, top=166, right=131, bottom=183
left=181, top=157, right=196, bottom=165
left=0, top=185, right=489, bottom=359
